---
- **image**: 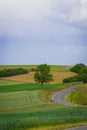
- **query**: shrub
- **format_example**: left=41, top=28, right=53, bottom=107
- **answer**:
left=63, top=63, right=87, bottom=83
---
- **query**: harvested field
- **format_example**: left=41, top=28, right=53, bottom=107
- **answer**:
left=0, top=72, right=76, bottom=84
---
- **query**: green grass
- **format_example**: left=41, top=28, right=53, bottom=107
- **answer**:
left=0, top=90, right=45, bottom=109
left=67, top=84, right=87, bottom=105
left=0, top=80, right=21, bottom=86
left=0, top=65, right=70, bottom=72
left=0, top=82, right=79, bottom=93
left=0, top=108, right=87, bottom=130
left=0, top=82, right=71, bottom=113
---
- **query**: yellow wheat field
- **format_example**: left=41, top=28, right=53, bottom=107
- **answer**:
left=1, top=72, right=76, bottom=84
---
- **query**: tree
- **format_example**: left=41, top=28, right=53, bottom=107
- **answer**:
left=70, top=63, right=86, bottom=74
left=34, top=64, right=53, bottom=86
left=63, top=63, right=87, bottom=83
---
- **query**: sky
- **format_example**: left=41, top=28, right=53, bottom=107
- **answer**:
left=0, top=0, right=87, bottom=65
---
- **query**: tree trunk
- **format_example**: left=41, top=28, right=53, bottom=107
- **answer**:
left=41, top=82, right=43, bottom=87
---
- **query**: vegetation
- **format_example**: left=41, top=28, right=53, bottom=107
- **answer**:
left=0, top=72, right=75, bottom=84
left=0, top=90, right=45, bottom=109
left=0, top=68, right=28, bottom=77
left=34, top=64, right=53, bottom=86
left=0, top=80, right=21, bottom=86
left=70, top=63, right=86, bottom=74
left=67, top=84, right=87, bottom=105
left=0, top=108, right=87, bottom=130
left=63, top=63, right=87, bottom=83
left=0, top=64, right=87, bottom=130
left=0, top=82, right=77, bottom=93
left=0, top=65, right=70, bottom=72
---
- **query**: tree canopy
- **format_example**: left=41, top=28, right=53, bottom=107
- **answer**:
left=70, top=63, right=86, bottom=74
left=34, top=64, right=53, bottom=86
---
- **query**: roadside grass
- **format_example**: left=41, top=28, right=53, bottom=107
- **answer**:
left=0, top=72, right=76, bottom=84
left=29, top=123, right=87, bottom=130
left=67, top=84, right=87, bottom=105
left=0, top=108, right=87, bottom=130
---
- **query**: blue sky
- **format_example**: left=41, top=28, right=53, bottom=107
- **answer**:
left=0, top=0, right=87, bottom=65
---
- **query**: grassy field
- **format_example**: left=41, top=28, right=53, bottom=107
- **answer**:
left=0, top=81, right=78, bottom=110
left=0, top=90, right=45, bottom=109
left=0, top=108, right=87, bottom=130
left=0, top=81, right=79, bottom=93
left=67, top=84, right=87, bottom=105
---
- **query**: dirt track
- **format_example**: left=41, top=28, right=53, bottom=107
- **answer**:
left=52, top=84, right=82, bottom=106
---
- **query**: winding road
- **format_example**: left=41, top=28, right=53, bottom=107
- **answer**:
left=52, top=84, right=87, bottom=130
left=52, top=84, right=82, bottom=106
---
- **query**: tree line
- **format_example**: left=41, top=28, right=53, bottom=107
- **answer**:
left=0, top=68, right=28, bottom=77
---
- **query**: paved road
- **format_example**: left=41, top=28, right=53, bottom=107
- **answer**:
left=52, top=84, right=86, bottom=130
left=52, top=84, right=82, bottom=106
left=65, top=126, right=87, bottom=130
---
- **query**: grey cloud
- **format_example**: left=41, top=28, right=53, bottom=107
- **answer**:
left=49, top=0, right=87, bottom=30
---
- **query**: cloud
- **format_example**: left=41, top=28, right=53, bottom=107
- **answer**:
left=0, top=0, right=87, bottom=65
left=50, top=0, right=87, bottom=30
left=0, top=0, right=87, bottom=38
left=0, top=0, right=51, bottom=37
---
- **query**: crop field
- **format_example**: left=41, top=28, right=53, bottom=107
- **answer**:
left=0, top=72, right=76, bottom=84
left=0, top=108, right=87, bottom=130
left=0, top=90, right=45, bottom=109
left=0, top=65, right=71, bottom=72
left=0, top=82, right=78, bottom=93
left=0, top=79, right=21, bottom=86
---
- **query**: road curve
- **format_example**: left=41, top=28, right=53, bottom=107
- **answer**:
left=65, top=126, right=87, bottom=130
left=52, top=84, right=82, bottom=106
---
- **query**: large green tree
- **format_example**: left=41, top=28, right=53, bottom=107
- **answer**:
left=70, top=63, right=86, bottom=74
left=34, top=64, right=53, bottom=86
